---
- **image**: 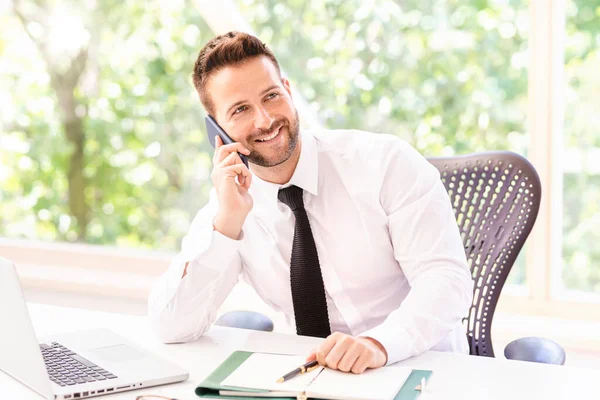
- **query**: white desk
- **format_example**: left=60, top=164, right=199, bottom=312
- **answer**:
left=2, top=304, right=599, bottom=400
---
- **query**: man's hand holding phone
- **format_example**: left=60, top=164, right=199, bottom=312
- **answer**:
left=211, top=135, right=253, bottom=240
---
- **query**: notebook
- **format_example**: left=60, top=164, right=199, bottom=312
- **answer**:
left=195, top=351, right=433, bottom=400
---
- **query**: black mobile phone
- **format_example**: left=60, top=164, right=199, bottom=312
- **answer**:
left=205, top=115, right=249, bottom=169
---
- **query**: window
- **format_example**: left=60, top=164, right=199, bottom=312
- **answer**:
left=1, top=0, right=599, bottom=309
left=561, top=0, right=600, bottom=294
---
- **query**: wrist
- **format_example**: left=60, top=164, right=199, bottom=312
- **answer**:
left=213, top=213, right=245, bottom=240
left=361, top=336, right=388, bottom=365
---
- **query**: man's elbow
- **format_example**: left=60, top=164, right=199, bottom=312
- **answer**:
left=147, top=300, right=210, bottom=344
left=447, top=264, right=474, bottom=320
left=461, top=267, right=475, bottom=311
left=438, top=263, right=474, bottom=322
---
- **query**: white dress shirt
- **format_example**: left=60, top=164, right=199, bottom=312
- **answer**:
left=148, top=128, right=474, bottom=365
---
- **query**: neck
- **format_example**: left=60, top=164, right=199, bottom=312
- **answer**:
left=250, top=136, right=302, bottom=185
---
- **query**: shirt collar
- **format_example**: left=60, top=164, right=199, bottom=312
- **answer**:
left=251, top=129, right=319, bottom=205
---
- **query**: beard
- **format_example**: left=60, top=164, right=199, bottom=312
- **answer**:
left=247, top=109, right=300, bottom=168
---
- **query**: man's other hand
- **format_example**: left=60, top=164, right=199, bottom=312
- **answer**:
left=305, top=332, right=388, bottom=374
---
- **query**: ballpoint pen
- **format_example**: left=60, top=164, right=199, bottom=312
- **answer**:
left=276, top=360, right=321, bottom=383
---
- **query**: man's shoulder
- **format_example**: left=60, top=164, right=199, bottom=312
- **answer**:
left=307, top=128, right=435, bottom=181
left=307, top=128, right=409, bottom=158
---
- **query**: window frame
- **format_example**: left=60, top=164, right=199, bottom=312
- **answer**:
left=3, top=0, right=600, bottom=321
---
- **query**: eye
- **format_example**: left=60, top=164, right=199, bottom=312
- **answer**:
left=233, top=105, right=247, bottom=115
left=266, top=92, right=279, bottom=100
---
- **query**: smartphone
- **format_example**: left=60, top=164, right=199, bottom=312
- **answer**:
left=205, top=115, right=249, bottom=169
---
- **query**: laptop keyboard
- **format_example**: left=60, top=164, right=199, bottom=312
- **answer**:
left=40, top=342, right=118, bottom=387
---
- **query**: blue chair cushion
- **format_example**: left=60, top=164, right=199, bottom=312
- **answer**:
left=504, top=337, right=566, bottom=365
left=214, top=311, right=274, bottom=332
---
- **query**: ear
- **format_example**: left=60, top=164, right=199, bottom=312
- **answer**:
left=281, top=77, right=292, bottom=99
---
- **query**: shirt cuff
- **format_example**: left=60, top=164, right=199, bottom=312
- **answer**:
left=359, top=322, right=414, bottom=366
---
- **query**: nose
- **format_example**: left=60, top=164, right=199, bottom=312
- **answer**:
left=253, top=106, right=275, bottom=131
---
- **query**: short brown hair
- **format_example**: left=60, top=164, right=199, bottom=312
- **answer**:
left=192, top=31, right=281, bottom=116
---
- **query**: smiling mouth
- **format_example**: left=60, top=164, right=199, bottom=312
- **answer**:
left=255, top=126, right=282, bottom=143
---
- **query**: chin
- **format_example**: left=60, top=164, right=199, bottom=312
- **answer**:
left=251, top=154, right=290, bottom=168
left=250, top=147, right=292, bottom=168
left=249, top=124, right=299, bottom=167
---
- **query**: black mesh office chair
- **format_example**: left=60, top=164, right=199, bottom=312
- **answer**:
left=428, top=151, right=565, bottom=364
left=216, top=151, right=566, bottom=365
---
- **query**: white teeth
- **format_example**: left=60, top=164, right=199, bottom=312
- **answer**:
left=257, top=128, right=280, bottom=142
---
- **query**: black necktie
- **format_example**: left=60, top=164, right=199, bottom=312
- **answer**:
left=278, top=185, right=331, bottom=338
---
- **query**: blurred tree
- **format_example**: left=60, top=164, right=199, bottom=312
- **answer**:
left=1, top=0, right=214, bottom=248
left=237, top=0, right=529, bottom=156
left=12, top=0, right=91, bottom=239
left=0, top=0, right=598, bottom=292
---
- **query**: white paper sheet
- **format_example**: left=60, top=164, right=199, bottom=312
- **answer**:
left=221, top=353, right=324, bottom=393
left=221, top=352, right=412, bottom=400
left=305, top=365, right=412, bottom=400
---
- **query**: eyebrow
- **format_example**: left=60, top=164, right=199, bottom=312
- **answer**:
left=225, top=84, right=281, bottom=116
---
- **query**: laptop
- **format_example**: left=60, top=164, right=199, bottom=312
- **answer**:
left=0, top=257, right=189, bottom=399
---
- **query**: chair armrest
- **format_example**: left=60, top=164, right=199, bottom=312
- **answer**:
left=503, top=337, right=566, bottom=365
left=214, top=310, right=274, bottom=332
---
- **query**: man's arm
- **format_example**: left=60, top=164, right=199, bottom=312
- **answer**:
left=306, top=137, right=472, bottom=373
left=359, top=139, right=474, bottom=365
left=149, top=138, right=253, bottom=343
left=148, top=188, right=243, bottom=343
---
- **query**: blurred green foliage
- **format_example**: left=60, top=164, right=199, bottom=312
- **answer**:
left=562, top=0, right=600, bottom=292
left=0, top=0, right=598, bottom=291
left=1, top=1, right=215, bottom=250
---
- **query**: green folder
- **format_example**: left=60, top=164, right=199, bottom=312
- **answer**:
left=195, top=351, right=433, bottom=400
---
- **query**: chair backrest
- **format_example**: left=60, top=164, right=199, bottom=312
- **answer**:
left=427, top=152, right=541, bottom=357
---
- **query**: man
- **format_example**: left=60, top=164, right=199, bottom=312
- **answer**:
left=148, top=31, right=473, bottom=374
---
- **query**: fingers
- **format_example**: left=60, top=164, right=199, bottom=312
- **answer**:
left=239, top=169, right=252, bottom=189
left=316, top=334, right=338, bottom=367
left=211, top=161, right=252, bottom=189
left=213, top=140, right=250, bottom=165
left=214, top=152, right=252, bottom=188
left=218, top=152, right=245, bottom=168
left=350, top=354, right=370, bottom=374
left=315, top=334, right=386, bottom=374
left=324, top=335, right=354, bottom=370
left=305, top=349, right=317, bottom=363
left=223, top=164, right=251, bottom=180
left=337, top=342, right=361, bottom=372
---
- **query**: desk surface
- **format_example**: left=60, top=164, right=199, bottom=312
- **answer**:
left=1, top=304, right=599, bottom=400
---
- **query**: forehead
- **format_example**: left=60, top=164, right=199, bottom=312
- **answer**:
left=207, top=56, right=281, bottom=107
